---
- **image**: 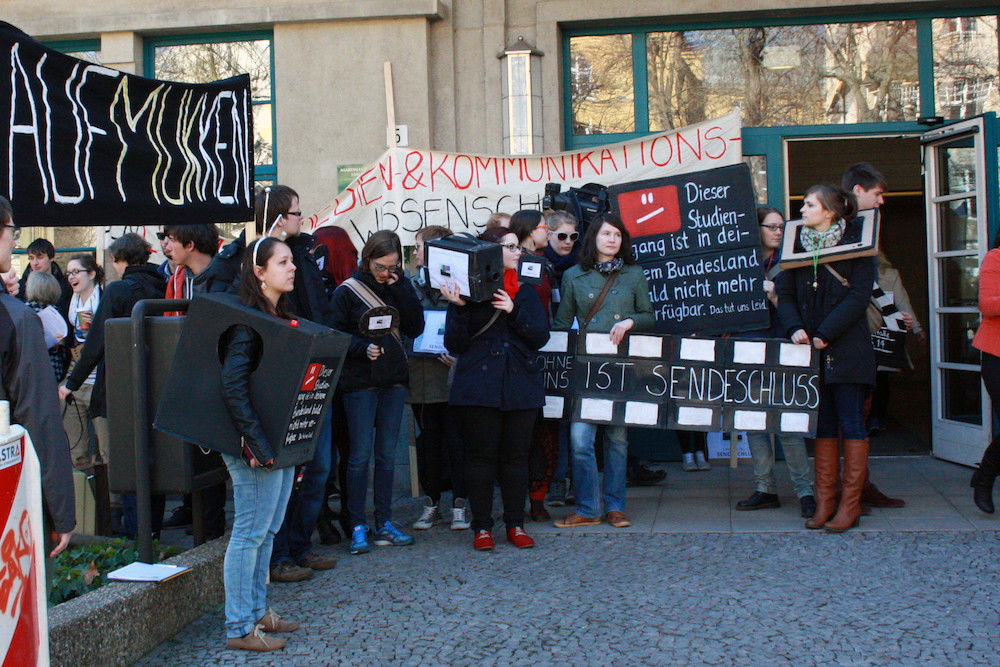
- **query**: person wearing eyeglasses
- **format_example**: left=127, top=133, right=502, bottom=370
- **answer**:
left=734, top=206, right=817, bottom=519
left=441, top=225, right=549, bottom=551
left=330, top=230, right=424, bottom=555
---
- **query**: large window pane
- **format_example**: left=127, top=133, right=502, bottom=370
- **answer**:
left=942, top=368, right=982, bottom=425
left=934, top=16, right=1000, bottom=119
left=646, top=21, right=918, bottom=130
left=569, top=35, right=635, bottom=135
left=940, top=312, right=981, bottom=365
left=939, top=255, right=979, bottom=307
left=934, top=142, right=977, bottom=196
left=937, top=197, right=978, bottom=251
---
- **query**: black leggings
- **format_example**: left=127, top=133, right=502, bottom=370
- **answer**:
left=458, top=406, right=537, bottom=532
left=412, top=402, right=467, bottom=503
left=979, top=351, right=1000, bottom=476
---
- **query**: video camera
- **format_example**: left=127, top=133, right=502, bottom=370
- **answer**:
left=542, top=182, right=610, bottom=234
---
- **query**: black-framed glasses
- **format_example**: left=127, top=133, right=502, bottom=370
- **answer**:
left=372, top=261, right=401, bottom=274
left=155, top=232, right=167, bottom=241
left=759, top=224, right=784, bottom=232
left=556, top=232, right=579, bottom=242
left=501, top=243, right=523, bottom=254
left=286, top=210, right=302, bottom=217
left=66, top=268, right=90, bottom=277
left=1, top=225, right=20, bottom=242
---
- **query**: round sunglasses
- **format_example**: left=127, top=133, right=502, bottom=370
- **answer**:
left=555, top=231, right=579, bottom=242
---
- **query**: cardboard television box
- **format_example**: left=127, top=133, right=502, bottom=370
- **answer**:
left=424, top=234, right=503, bottom=302
left=154, top=293, right=350, bottom=469
left=779, top=208, right=880, bottom=269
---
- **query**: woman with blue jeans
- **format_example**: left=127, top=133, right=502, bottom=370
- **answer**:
left=777, top=185, right=876, bottom=533
left=330, top=230, right=424, bottom=554
left=220, top=237, right=300, bottom=652
left=552, top=214, right=654, bottom=529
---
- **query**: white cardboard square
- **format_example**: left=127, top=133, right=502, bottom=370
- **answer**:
left=628, top=335, right=663, bottom=358
left=624, top=401, right=659, bottom=425
left=677, top=406, right=714, bottom=426
left=780, top=412, right=811, bottom=433
left=585, top=333, right=618, bottom=356
left=779, top=343, right=812, bottom=367
left=734, top=410, right=768, bottom=431
left=733, top=341, right=767, bottom=365
left=543, top=396, right=564, bottom=419
left=540, top=331, right=569, bottom=353
left=680, top=338, right=716, bottom=362
left=580, top=398, right=615, bottom=421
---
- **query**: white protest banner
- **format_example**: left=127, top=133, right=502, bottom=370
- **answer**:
left=307, top=110, right=743, bottom=246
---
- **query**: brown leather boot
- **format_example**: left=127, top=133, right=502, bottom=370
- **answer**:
left=825, top=438, right=870, bottom=533
left=805, top=438, right=840, bottom=529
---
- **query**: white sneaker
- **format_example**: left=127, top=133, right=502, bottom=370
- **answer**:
left=695, top=450, right=710, bottom=471
left=412, top=498, right=442, bottom=530
left=451, top=498, right=471, bottom=530
left=682, top=452, right=697, bottom=472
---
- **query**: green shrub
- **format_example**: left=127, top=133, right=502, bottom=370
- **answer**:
left=49, top=539, right=183, bottom=606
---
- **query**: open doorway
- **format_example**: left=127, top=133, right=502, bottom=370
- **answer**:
left=785, top=135, right=931, bottom=454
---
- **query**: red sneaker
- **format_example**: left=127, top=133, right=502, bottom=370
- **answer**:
left=506, top=526, right=535, bottom=549
left=473, top=530, right=494, bottom=551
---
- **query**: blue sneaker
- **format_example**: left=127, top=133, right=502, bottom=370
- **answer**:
left=373, top=520, right=415, bottom=547
left=349, top=524, right=370, bottom=555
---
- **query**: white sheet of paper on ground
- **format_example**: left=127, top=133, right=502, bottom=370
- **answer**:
left=585, top=333, right=618, bottom=355
left=677, top=406, right=714, bottom=426
left=679, top=338, right=715, bottom=362
left=733, top=410, right=767, bottom=431
left=624, top=401, right=659, bottom=425
left=627, top=335, right=662, bottom=358
left=779, top=343, right=812, bottom=367
left=107, top=562, right=191, bottom=583
left=733, top=341, right=767, bottom=365
left=579, top=398, right=614, bottom=421
left=780, top=412, right=811, bottom=433
left=540, top=331, right=569, bottom=353
left=543, top=395, right=564, bottom=419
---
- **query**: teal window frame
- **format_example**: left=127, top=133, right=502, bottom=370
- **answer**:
left=562, top=8, right=1000, bottom=209
left=143, top=30, right=277, bottom=183
left=46, top=39, right=101, bottom=56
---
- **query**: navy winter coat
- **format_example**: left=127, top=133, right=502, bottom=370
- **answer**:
left=445, top=285, right=549, bottom=411
left=777, top=255, right=876, bottom=386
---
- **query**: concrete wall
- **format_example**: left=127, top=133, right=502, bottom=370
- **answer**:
left=4, top=0, right=994, bottom=215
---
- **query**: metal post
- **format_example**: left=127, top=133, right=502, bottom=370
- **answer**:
left=131, top=298, right=190, bottom=563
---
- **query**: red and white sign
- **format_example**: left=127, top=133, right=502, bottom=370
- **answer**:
left=0, top=426, right=49, bottom=667
left=308, top=111, right=743, bottom=246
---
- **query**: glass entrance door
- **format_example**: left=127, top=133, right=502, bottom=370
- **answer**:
left=923, top=117, right=992, bottom=465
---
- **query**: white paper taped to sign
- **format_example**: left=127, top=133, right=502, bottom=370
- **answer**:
left=368, top=315, right=393, bottom=331
left=521, top=261, right=542, bottom=279
left=585, top=333, right=618, bottom=356
left=628, top=335, right=663, bottom=358
left=580, top=398, right=615, bottom=422
left=540, top=330, right=569, bottom=353
left=780, top=412, right=811, bottom=433
left=680, top=338, right=716, bottom=362
left=733, top=341, right=767, bottom=365
left=543, top=395, right=565, bottom=419
left=624, top=401, right=659, bottom=426
left=427, top=247, right=472, bottom=296
left=779, top=343, right=812, bottom=367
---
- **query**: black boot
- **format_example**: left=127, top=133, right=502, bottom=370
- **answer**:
left=971, top=469, right=995, bottom=514
left=317, top=504, right=342, bottom=545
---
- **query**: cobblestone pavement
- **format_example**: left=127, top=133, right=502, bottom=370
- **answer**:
left=140, top=523, right=999, bottom=665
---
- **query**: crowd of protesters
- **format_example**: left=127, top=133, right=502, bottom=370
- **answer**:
left=9, top=161, right=977, bottom=653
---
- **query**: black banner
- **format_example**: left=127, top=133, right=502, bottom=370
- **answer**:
left=0, top=21, right=254, bottom=227
left=610, top=163, right=769, bottom=336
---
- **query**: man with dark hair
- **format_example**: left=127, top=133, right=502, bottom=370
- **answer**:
left=840, top=162, right=905, bottom=510
left=18, top=236, right=72, bottom=319
left=0, top=196, right=75, bottom=560
left=162, top=224, right=221, bottom=297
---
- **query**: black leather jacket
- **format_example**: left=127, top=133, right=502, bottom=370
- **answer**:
left=219, top=324, right=273, bottom=464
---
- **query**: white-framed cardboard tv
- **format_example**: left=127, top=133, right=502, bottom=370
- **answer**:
left=778, top=208, right=880, bottom=270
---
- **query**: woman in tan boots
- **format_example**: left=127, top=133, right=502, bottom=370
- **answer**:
left=776, top=184, right=876, bottom=533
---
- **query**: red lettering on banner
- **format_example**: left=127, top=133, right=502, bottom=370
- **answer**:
left=474, top=156, right=499, bottom=187
left=379, top=156, right=394, bottom=191
left=545, top=156, right=567, bottom=181
left=430, top=153, right=458, bottom=190
left=402, top=152, right=426, bottom=190
left=649, top=135, right=674, bottom=167
left=356, top=167, right=382, bottom=206
left=333, top=188, right=358, bottom=216
left=502, top=158, right=518, bottom=185
left=576, top=151, right=598, bottom=177
left=599, top=148, right=618, bottom=174
left=452, top=155, right=475, bottom=190
left=677, top=129, right=702, bottom=161
left=520, top=158, right=545, bottom=183
left=622, top=144, right=629, bottom=169
left=704, top=125, right=727, bottom=159
left=0, top=510, right=32, bottom=615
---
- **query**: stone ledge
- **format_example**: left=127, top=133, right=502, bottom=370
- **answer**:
left=48, top=536, right=228, bottom=667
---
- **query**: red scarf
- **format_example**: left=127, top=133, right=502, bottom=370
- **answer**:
left=503, top=268, right=520, bottom=299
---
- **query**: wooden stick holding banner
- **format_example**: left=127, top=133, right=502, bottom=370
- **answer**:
left=385, top=61, right=398, bottom=150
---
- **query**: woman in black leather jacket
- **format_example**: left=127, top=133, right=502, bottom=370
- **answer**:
left=219, top=237, right=299, bottom=653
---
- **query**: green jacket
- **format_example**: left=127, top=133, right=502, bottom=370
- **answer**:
left=554, top=263, right=655, bottom=333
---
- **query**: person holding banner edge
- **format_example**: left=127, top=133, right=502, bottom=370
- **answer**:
left=777, top=185, right=876, bottom=533
left=553, top=213, right=655, bottom=529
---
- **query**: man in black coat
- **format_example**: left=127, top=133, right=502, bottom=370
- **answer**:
left=0, top=197, right=75, bottom=559
left=18, top=237, right=72, bottom=319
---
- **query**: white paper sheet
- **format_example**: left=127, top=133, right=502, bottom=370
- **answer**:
left=679, top=338, right=715, bottom=362
left=579, top=398, right=614, bottom=421
left=540, top=330, right=569, bottom=353
left=779, top=343, right=812, bottom=367
left=628, top=335, right=662, bottom=358
left=780, top=412, right=811, bottom=433
left=733, top=410, right=768, bottom=431
left=585, top=333, right=618, bottom=355
left=426, top=247, right=472, bottom=296
left=624, top=401, right=659, bottom=425
left=543, top=395, right=565, bottom=419
left=412, top=310, right=449, bottom=355
left=677, top=406, right=714, bottom=426
left=733, top=341, right=767, bottom=365
left=107, top=562, right=190, bottom=582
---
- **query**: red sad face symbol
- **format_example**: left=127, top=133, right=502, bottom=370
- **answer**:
left=617, top=184, right=682, bottom=238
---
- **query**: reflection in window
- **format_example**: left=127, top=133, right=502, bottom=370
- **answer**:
left=743, top=155, right=767, bottom=204
left=569, top=35, right=635, bottom=134
left=934, top=16, right=999, bottom=119
left=153, top=39, right=274, bottom=169
left=644, top=21, right=918, bottom=130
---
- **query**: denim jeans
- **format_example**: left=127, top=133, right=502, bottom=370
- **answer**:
left=271, top=409, right=333, bottom=565
left=570, top=422, right=628, bottom=518
left=221, top=453, right=294, bottom=638
left=816, top=383, right=869, bottom=439
left=745, top=433, right=814, bottom=497
left=343, top=385, right=407, bottom=528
